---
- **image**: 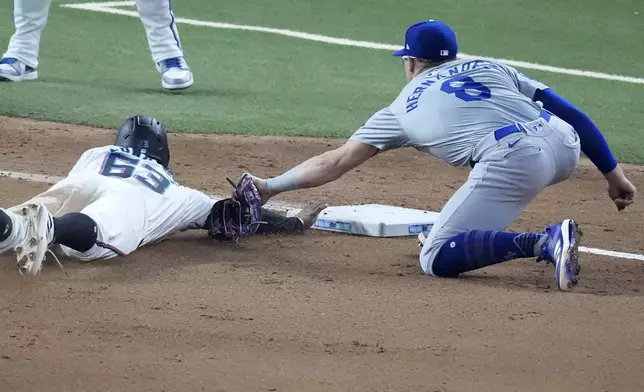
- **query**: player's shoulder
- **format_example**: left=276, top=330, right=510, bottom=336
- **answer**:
left=434, top=57, right=514, bottom=74
left=440, top=58, right=519, bottom=83
left=74, top=145, right=126, bottom=166
left=80, top=145, right=119, bottom=155
left=75, top=145, right=109, bottom=159
left=468, top=58, right=515, bottom=73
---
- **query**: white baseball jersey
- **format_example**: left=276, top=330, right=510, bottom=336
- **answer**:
left=16, top=146, right=215, bottom=261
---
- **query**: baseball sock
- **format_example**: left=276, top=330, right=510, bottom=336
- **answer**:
left=431, top=230, right=547, bottom=277
left=52, top=213, right=98, bottom=253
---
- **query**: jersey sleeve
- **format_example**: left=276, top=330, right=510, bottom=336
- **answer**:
left=503, top=65, right=550, bottom=100
left=349, top=107, right=410, bottom=151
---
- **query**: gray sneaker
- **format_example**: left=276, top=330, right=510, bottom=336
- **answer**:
left=0, top=57, right=38, bottom=82
left=156, top=57, right=193, bottom=90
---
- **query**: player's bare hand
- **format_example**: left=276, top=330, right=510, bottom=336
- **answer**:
left=247, top=174, right=272, bottom=205
left=604, top=165, right=636, bottom=212
left=608, top=180, right=636, bottom=211
left=295, top=199, right=328, bottom=230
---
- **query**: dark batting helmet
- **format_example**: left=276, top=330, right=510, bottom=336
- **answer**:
left=115, top=115, right=170, bottom=168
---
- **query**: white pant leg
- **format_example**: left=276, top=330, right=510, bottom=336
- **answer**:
left=1, top=181, right=92, bottom=254
left=8, top=182, right=81, bottom=218
left=2, top=177, right=147, bottom=262
left=135, top=0, right=184, bottom=63
left=3, top=0, right=53, bottom=68
left=57, top=186, right=146, bottom=261
left=64, top=183, right=215, bottom=259
left=420, top=117, right=580, bottom=275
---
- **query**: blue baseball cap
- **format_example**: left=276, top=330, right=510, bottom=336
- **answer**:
left=392, top=20, right=458, bottom=61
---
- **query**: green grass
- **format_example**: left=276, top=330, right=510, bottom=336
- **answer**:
left=0, top=0, right=643, bottom=161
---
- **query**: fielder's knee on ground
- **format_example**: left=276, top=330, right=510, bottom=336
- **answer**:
left=419, top=233, right=447, bottom=276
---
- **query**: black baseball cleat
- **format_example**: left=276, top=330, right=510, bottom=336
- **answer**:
left=0, top=209, right=13, bottom=242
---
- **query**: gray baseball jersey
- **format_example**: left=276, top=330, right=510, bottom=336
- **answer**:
left=350, top=58, right=581, bottom=276
left=350, top=58, right=550, bottom=166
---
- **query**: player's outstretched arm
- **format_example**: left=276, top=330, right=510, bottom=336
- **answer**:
left=247, top=106, right=406, bottom=204
left=533, top=88, right=636, bottom=210
left=250, top=141, right=379, bottom=204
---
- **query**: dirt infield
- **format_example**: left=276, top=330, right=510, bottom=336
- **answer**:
left=1, top=116, right=643, bottom=392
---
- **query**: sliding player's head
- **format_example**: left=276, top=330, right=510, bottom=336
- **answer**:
left=115, top=115, right=170, bottom=169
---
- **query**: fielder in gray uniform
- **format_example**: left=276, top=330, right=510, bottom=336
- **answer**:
left=0, top=0, right=193, bottom=90
left=242, top=20, right=636, bottom=291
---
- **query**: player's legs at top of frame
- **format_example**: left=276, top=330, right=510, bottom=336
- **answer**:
left=0, top=116, right=325, bottom=276
left=0, top=0, right=193, bottom=90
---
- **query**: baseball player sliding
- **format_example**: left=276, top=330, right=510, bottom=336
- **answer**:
left=0, top=0, right=193, bottom=90
left=0, top=116, right=326, bottom=276
left=241, top=20, right=636, bottom=291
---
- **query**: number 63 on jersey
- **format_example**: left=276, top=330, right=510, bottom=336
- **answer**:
left=99, top=149, right=175, bottom=195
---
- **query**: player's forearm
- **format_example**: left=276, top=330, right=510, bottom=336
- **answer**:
left=266, top=151, right=346, bottom=195
left=534, top=88, right=618, bottom=173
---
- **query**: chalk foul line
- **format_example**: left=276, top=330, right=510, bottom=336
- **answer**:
left=2, top=169, right=643, bottom=262
left=60, top=1, right=644, bottom=85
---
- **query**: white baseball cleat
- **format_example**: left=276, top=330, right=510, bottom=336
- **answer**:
left=14, top=203, right=57, bottom=276
left=156, top=57, right=193, bottom=90
left=0, top=57, right=38, bottom=82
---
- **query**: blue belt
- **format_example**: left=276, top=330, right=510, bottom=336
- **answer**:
left=493, top=110, right=552, bottom=141
left=470, top=110, right=553, bottom=168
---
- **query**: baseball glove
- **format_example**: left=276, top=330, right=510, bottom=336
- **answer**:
left=207, top=173, right=263, bottom=242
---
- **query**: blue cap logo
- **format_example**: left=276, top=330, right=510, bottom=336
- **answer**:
left=393, top=20, right=458, bottom=61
